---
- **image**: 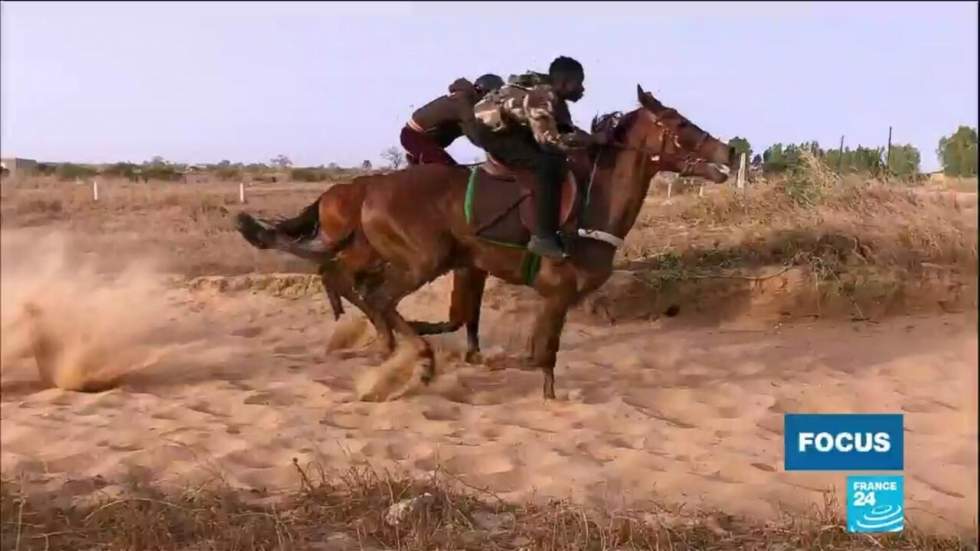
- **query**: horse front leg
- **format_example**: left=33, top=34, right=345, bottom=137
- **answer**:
left=529, top=292, right=573, bottom=400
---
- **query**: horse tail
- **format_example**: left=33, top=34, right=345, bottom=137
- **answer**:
left=276, top=199, right=321, bottom=240
left=235, top=197, right=338, bottom=262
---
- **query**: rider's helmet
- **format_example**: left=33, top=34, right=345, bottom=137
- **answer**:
left=473, top=73, right=505, bottom=96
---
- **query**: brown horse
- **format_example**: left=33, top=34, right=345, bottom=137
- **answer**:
left=237, top=85, right=734, bottom=399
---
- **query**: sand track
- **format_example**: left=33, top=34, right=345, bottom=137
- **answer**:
left=1, top=271, right=976, bottom=538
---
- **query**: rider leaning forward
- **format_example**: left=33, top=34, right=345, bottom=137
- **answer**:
left=467, top=56, right=603, bottom=260
left=400, top=74, right=505, bottom=166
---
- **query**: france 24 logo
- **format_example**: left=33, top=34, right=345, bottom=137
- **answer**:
left=847, top=476, right=905, bottom=533
left=783, top=414, right=903, bottom=471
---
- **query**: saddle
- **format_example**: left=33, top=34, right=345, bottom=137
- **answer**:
left=464, top=154, right=582, bottom=247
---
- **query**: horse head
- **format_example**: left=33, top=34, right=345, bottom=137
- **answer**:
left=591, top=85, right=735, bottom=183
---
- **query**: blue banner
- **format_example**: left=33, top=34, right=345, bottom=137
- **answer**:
left=784, top=414, right=903, bottom=471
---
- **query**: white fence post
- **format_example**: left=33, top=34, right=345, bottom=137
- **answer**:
left=736, top=152, right=747, bottom=190
left=239, top=182, right=245, bottom=204
left=93, top=179, right=99, bottom=201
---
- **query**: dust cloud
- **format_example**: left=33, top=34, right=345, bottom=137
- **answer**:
left=1, top=229, right=187, bottom=391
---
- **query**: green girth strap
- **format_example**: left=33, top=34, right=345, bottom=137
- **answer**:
left=464, top=166, right=540, bottom=286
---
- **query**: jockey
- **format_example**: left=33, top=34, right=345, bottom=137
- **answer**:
left=466, top=56, right=602, bottom=260
left=400, top=74, right=505, bottom=166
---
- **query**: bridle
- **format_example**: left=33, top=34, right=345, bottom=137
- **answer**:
left=576, top=110, right=716, bottom=249
left=595, top=110, right=713, bottom=175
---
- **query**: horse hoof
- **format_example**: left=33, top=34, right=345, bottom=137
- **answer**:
left=464, top=350, right=483, bottom=365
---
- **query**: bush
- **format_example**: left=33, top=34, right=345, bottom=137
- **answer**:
left=101, top=162, right=142, bottom=181
left=214, top=167, right=242, bottom=181
left=141, top=165, right=183, bottom=182
left=886, top=144, right=921, bottom=180
left=778, top=149, right=839, bottom=207
left=56, top=163, right=98, bottom=181
left=290, top=168, right=330, bottom=182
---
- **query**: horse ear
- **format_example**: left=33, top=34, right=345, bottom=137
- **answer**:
left=637, top=84, right=662, bottom=114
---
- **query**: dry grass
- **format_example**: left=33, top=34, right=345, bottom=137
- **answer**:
left=1, top=167, right=976, bottom=324
left=1, top=463, right=972, bottom=551
left=625, top=153, right=977, bottom=283
left=931, top=176, right=978, bottom=194
left=1, top=177, right=334, bottom=277
left=2, top=166, right=975, bottom=282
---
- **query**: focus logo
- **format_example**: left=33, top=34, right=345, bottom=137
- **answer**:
left=784, top=414, right=903, bottom=471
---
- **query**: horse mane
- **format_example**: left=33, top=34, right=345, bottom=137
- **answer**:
left=588, top=108, right=644, bottom=168
left=590, top=109, right=640, bottom=140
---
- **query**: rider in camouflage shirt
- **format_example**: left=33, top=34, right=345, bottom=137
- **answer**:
left=474, top=71, right=586, bottom=152
left=467, top=56, right=598, bottom=260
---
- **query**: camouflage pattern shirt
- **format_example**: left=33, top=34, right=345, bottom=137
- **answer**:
left=473, top=71, right=581, bottom=152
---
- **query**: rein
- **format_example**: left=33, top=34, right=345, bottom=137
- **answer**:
left=576, top=148, right=625, bottom=248
left=574, top=118, right=710, bottom=250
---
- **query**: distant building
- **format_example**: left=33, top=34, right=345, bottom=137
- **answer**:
left=0, top=157, right=38, bottom=179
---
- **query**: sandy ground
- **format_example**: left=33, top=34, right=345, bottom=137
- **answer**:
left=1, top=269, right=976, bottom=538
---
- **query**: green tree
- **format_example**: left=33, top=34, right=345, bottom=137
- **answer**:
left=762, top=143, right=806, bottom=173
left=822, top=145, right=883, bottom=175
left=823, top=147, right=847, bottom=172
left=937, top=126, right=978, bottom=177
left=762, top=143, right=786, bottom=173
left=728, top=136, right=752, bottom=164
left=271, top=154, right=293, bottom=169
left=851, top=146, right=884, bottom=174
left=381, top=146, right=404, bottom=170
left=886, top=144, right=921, bottom=179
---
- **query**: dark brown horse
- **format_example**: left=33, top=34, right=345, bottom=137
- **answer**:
left=237, top=85, right=734, bottom=399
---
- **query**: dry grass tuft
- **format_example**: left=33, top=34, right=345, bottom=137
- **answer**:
left=2, top=465, right=972, bottom=551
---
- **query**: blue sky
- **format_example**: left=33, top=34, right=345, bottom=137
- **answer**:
left=1, top=1, right=977, bottom=171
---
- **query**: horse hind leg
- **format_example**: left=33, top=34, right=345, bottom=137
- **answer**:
left=406, top=267, right=477, bottom=336
left=318, top=265, right=345, bottom=321
left=320, top=264, right=396, bottom=355
left=362, top=267, right=439, bottom=385
left=406, top=267, right=487, bottom=366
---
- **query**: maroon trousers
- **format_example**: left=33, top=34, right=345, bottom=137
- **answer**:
left=399, top=125, right=458, bottom=166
